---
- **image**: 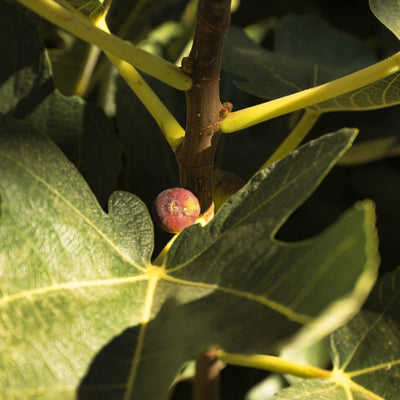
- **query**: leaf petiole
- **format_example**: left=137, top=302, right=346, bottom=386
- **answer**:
left=217, top=349, right=332, bottom=379
left=95, top=17, right=185, bottom=150
left=152, top=234, right=178, bottom=266
left=25, top=0, right=186, bottom=150
left=258, top=109, right=321, bottom=171
left=17, top=0, right=192, bottom=90
left=220, top=52, right=400, bottom=133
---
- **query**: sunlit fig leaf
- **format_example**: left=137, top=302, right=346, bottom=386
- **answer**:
left=314, top=73, right=400, bottom=112
left=0, top=115, right=153, bottom=400
left=0, top=0, right=121, bottom=205
left=370, top=0, right=400, bottom=41
left=330, top=266, right=400, bottom=399
left=0, top=115, right=379, bottom=399
left=274, top=266, right=400, bottom=400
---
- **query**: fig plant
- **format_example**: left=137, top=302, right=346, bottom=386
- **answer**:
left=0, top=0, right=399, bottom=399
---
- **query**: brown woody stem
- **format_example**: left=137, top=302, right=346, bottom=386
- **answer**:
left=176, top=0, right=232, bottom=213
left=193, top=349, right=223, bottom=400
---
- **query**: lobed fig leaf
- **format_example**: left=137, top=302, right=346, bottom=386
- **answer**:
left=0, top=120, right=379, bottom=399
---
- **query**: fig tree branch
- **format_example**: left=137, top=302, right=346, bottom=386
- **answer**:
left=176, top=1, right=232, bottom=398
left=194, top=350, right=223, bottom=400
left=176, top=0, right=232, bottom=212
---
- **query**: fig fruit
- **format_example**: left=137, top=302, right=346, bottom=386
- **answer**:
left=152, top=187, right=201, bottom=233
left=212, top=170, right=245, bottom=211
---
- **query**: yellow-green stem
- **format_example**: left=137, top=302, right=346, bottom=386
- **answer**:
left=217, top=350, right=332, bottom=379
left=152, top=235, right=178, bottom=266
left=220, top=52, right=400, bottom=133
left=17, top=0, right=192, bottom=90
left=258, top=109, right=320, bottom=171
left=95, top=18, right=185, bottom=150
left=74, top=45, right=102, bottom=97
left=83, top=0, right=152, bottom=93
left=52, top=0, right=102, bottom=97
left=109, top=54, right=185, bottom=149
left=34, top=0, right=185, bottom=149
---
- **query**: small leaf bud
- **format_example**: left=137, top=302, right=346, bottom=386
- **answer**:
left=212, top=170, right=245, bottom=211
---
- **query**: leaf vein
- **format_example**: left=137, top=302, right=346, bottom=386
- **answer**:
left=0, top=275, right=149, bottom=308
left=0, top=151, right=146, bottom=273
left=123, top=270, right=159, bottom=400
left=161, top=275, right=310, bottom=324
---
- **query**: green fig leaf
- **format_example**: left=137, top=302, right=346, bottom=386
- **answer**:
left=0, top=114, right=379, bottom=398
left=224, top=19, right=400, bottom=114
left=0, top=0, right=121, bottom=205
left=369, top=0, right=400, bottom=41
left=274, top=266, right=400, bottom=400
left=330, top=265, right=400, bottom=399
left=222, top=16, right=400, bottom=164
left=0, top=114, right=152, bottom=399
left=223, top=17, right=375, bottom=102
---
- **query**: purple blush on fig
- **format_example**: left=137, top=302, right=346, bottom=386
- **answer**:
left=152, top=187, right=201, bottom=233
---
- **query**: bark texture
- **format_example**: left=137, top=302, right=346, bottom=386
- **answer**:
left=176, top=0, right=232, bottom=213
left=193, top=350, right=223, bottom=400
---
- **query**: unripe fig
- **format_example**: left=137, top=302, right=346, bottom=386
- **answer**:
left=212, top=170, right=245, bottom=211
left=152, top=187, right=201, bottom=233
